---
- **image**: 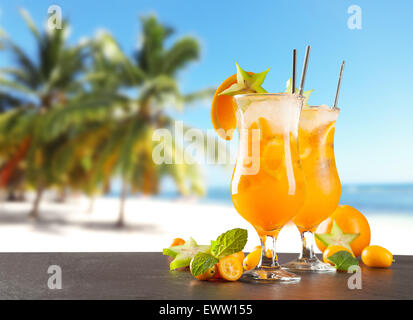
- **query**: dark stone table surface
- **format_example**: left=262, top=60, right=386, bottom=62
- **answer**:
left=0, top=252, right=410, bottom=300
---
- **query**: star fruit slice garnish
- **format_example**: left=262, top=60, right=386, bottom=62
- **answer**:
left=162, top=237, right=211, bottom=270
left=285, top=78, right=314, bottom=106
left=315, top=221, right=360, bottom=254
left=219, top=62, right=269, bottom=96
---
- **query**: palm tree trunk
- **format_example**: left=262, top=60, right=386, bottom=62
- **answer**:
left=17, top=187, right=26, bottom=202
left=117, top=181, right=127, bottom=227
left=55, top=188, right=67, bottom=203
left=0, top=137, right=30, bottom=188
left=87, top=196, right=95, bottom=214
left=7, top=190, right=17, bottom=201
left=30, top=186, right=44, bottom=219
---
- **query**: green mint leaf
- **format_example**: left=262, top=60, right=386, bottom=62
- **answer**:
left=211, top=228, right=248, bottom=259
left=328, top=250, right=359, bottom=272
left=191, top=253, right=219, bottom=277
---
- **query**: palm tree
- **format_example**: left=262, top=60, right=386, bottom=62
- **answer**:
left=0, top=9, right=89, bottom=217
left=0, top=12, right=222, bottom=225
left=82, top=16, right=217, bottom=226
left=0, top=93, right=21, bottom=113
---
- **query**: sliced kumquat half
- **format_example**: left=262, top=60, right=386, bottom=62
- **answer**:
left=218, top=255, right=243, bottom=281
left=228, top=251, right=245, bottom=264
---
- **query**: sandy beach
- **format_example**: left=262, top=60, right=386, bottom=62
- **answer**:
left=0, top=196, right=412, bottom=255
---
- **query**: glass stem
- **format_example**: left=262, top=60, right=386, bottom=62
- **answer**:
left=299, top=230, right=316, bottom=260
left=259, top=235, right=279, bottom=269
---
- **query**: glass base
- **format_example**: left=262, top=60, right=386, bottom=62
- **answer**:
left=282, top=256, right=336, bottom=273
left=241, top=267, right=301, bottom=283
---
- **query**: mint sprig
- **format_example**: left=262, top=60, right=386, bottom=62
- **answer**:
left=211, top=228, right=248, bottom=259
left=190, top=228, right=248, bottom=276
left=328, top=250, right=359, bottom=272
left=191, top=253, right=219, bottom=277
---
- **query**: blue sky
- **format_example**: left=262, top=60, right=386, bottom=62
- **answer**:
left=1, top=0, right=412, bottom=186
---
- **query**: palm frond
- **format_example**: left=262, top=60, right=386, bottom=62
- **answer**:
left=117, top=119, right=148, bottom=178
left=0, top=67, right=36, bottom=89
left=91, top=31, right=145, bottom=87
left=161, top=117, right=231, bottom=168
left=136, top=15, right=169, bottom=76
left=47, top=45, right=87, bottom=91
left=157, top=136, right=205, bottom=196
left=181, top=88, right=216, bottom=104
left=40, top=92, right=125, bottom=142
left=50, top=123, right=111, bottom=185
left=19, top=8, right=42, bottom=42
left=0, top=91, right=22, bottom=112
left=139, top=75, right=179, bottom=104
left=87, top=123, right=124, bottom=188
left=163, top=37, right=200, bottom=76
left=1, top=39, right=40, bottom=89
left=0, top=76, right=38, bottom=98
left=0, top=107, right=36, bottom=150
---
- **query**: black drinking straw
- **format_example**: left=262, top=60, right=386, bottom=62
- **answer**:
left=299, top=45, right=311, bottom=96
left=334, top=61, right=345, bottom=108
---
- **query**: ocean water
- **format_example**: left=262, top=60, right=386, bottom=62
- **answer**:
left=203, top=184, right=413, bottom=214
left=108, top=184, right=413, bottom=215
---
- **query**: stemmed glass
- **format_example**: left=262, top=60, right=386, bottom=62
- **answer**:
left=231, top=93, right=305, bottom=282
left=283, top=105, right=341, bottom=272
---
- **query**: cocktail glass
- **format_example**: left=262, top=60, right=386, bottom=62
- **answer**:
left=231, top=93, right=305, bottom=282
left=283, top=105, right=341, bottom=272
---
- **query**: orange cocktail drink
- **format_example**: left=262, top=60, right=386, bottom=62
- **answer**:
left=231, top=93, right=305, bottom=282
left=294, top=105, right=341, bottom=231
left=284, top=105, right=341, bottom=272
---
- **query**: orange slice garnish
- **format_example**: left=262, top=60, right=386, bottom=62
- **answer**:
left=211, top=72, right=254, bottom=140
left=262, top=136, right=284, bottom=178
left=321, top=121, right=336, bottom=145
left=257, top=117, right=273, bottom=141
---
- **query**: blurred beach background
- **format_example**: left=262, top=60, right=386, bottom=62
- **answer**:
left=0, top=1, right=412, bottom=255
